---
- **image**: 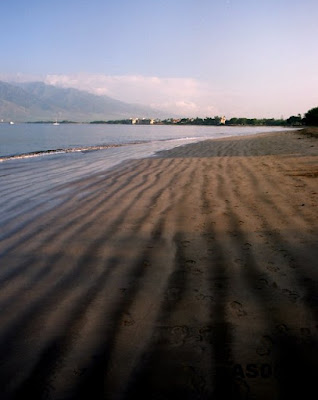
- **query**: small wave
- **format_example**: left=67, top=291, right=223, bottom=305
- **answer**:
left=0, top=137, right=208, bottom=163
left=0, top=142, right=149, bottom=163
left=155, top=136, right=213, bottom=144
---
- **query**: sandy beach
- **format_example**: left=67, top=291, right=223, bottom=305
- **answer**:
left=0, top=129, right=317, bottom=399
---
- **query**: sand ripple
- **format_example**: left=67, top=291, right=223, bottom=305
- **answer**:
left=0, top=130, right=317, bottom=399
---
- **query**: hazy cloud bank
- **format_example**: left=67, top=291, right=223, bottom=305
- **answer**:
left=1, top=72, right=316, bottom=119
left=45, top=73, right=226, bottom=117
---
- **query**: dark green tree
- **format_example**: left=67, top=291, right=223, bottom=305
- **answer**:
left=304, top=107, right=318, bottom=126
left=286, top=115, right=303, bottom=126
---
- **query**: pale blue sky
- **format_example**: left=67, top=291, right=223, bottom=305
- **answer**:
left=1, top=0, right=318, bottom=117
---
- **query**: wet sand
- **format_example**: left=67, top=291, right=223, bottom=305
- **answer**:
left=0, top=129, right=317, bottom=399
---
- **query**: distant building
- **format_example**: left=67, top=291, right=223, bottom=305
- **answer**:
left=131, top=118, right=154, bottom=125
left=220, top=116, right=226, bottom=125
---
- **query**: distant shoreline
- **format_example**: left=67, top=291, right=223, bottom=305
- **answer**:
left=0, top=120, right=306, bottom=128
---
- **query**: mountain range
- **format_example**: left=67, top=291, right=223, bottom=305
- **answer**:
left=0, top=81, right=170, bottom=122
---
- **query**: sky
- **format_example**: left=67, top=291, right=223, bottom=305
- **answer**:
left=1, top=0, right=318, bottom=118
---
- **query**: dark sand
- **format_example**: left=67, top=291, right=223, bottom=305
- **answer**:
left=0, top=129, right=317, bottom=399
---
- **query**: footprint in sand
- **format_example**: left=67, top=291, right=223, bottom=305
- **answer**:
left=243, top=242, right=252, bottom=251
left=154, top=326, right=192, bottom=347
left=143, top=260, right=151, bottom=267
left=166, top=287, right=181, bottom=301
left=195, top=290, right=214, bottom=302
left=192, top=268, right=203, bottom=275
left=230, top=301, right=247, bottom=317
left=256, top=335, right=273, bottom=356
left=122, top=312, right=135, bottom=326
left=73, top=368, right=88, bottom=377
left=170, top=325, right=189, bottom=346
left=203, top=233, right=215, bottom=241
left=282, top=288, right=300, bottom=301
left=266, top=263, right=280, bottom=273
left=199, top=326, right=214, bottom=343
left=257, top=278, right=269, bottom=289
left=275, top=324, right=289, bottom=334
left=185, top=259, right=196, bottom=265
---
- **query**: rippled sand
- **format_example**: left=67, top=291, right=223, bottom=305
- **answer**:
left=0, top=130, right=317, bottom=399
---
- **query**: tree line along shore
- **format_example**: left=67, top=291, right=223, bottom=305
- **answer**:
left=92, top=106, right=318, bottom=126
left=19, top=106, right=318, bottom=127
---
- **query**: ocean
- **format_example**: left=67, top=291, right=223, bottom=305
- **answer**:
left=0, top=123, right=293, bottom=162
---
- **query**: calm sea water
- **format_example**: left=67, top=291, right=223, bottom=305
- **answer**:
left=0, top=123, right=293, bottom=162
